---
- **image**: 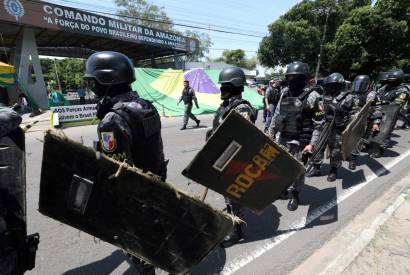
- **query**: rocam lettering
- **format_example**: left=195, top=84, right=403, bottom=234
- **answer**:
left=226, top=143, right=280, bottom=199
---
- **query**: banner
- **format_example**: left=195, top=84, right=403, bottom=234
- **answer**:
left=0, top=0, right=199, bottom=53
left=51, top=104, right=98, bottom=127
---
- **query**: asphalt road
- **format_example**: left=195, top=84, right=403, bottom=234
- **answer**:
left=24, top=114, right=410, bottom=275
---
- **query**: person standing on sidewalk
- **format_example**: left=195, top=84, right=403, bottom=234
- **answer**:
left=264, top=80, right=280, bottom=132
left=177, top=79, right=200, bottom=130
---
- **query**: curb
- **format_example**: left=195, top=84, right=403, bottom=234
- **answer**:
left=289, top=173, right=410, bottom=275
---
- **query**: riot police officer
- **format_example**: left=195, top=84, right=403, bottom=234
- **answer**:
left=84, top=51, right=167, bottom=275
left=206, top=67, right=256, bottom=247
left=178, top=80, right=200, bottom=130
left=371, top=70, right=410, bottom=158
left=347, top=75, right=373, bottom=170
left=322, top=73, right=364, bottom=181
left=268, top=61, right=323, bottom=210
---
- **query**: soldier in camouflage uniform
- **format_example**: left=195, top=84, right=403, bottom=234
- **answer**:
left=178, top=80, right=200, bottom=130
left=206, top=67, right=256, bottom=247
left=269, top=62, right=324, bottom=210
left=370, top=70, right=410, bottom=158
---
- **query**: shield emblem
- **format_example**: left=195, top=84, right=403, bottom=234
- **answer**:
left=39, top=130, right=235, bottom=275
left=182, top=111, right=305, bottom=214
left=341, top=100, right=372, bottom=160
left=101, top=132, right=116, bottom=152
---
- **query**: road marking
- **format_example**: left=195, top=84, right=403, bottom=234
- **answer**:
left=319, top=186, right=410, bottom=275
left=221, top=149, right=410, bottom=275
left=192, top=126, right=211, bottom=131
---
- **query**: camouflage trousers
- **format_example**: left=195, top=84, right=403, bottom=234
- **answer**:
left=277, top=135, right=307, bottom=193
left=183, top=103, right=198, bottom=125
left=327, top=129, right=343, bottom=168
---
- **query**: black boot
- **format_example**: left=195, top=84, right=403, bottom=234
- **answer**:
left=327, top=167, right=338, bottom=182
left=287, top=191, right=300, bottom=211
left=370, top=147, right=384, bottom=158
left=196, top=119, right=201, bottom=127
left=306, top=164, right=321, bottom=177
left=349, top=159, right=356, bottom=170
left=180, top=124, right=187, bottom=130
left=220, top=224, right=243, bottom=248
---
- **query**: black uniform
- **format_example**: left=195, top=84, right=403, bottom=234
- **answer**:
left=268, top=62, right=323, bottom=210
left=209, top=67, right=256, bottom=248
left=370, top=70, right=410, bottom=157
left=84, top=51, right=166, bottom=275
left=0, top=103, right=39, bottom=275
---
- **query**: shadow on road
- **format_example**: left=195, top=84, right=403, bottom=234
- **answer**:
left=303, top=186, right=338, bottom=228
left=241, top=205, right=282, bottom=244
left=189, top=247, right=226, bottom=275
left=62, top=250, right=136, bottom=275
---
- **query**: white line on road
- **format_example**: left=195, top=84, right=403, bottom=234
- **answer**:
left=221, top=149, right=410, bottom=275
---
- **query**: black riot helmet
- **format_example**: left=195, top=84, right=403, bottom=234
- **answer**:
left=351, top=75, right=370, bottom=94
left=387, top=69, right=404, bottom=82
left=83, top=51, right=136, bottom=97
left=218, top=67, right=246, bottom=100
left=378, top=71, right=390, bottom=85
left=323, top=72, right=345, bottom=95
left=285, top=61, right=309, bottom=77
left=285, top=61, right=309, bottom=95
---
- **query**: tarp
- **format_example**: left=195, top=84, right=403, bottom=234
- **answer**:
left=132, top=68, right=263, bottom=117
left=0, top=62, right=16, bottom=88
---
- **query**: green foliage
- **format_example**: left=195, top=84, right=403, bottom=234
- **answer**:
left=212, top=49, right=257, bottom=70
left=330, top=1, right=409, bottom=78
left=114, top=0, right=212, bottom=61
left=115, top=0, right=173, bottom=31
left=40, top=58, right=85, bottom=91
left=257, top=0, right=410, bottom=78
left=184, top=30, right=213, bottom=61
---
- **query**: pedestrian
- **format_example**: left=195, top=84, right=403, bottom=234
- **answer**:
left=76, top=86, right=86, bottom=105
left=177, top=79, right=200, bottom=130
left=264, top=80, right=280, bottom=132
left=83, top=51, right=168, bottom=275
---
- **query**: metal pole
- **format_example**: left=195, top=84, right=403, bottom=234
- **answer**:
left=53, top=58, right=62, bottom=91
left=315, top=8, right=330, bottom=81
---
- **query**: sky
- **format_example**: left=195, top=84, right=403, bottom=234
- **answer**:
left=51, top=0, right=303, bottom=59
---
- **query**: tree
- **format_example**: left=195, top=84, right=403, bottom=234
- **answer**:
left=114, top=1, right=212, bottom=62
left=329, top=1, right=409, bottom=78
left=40, top=58, right=86, bottom=91
left=258, top=0, right=372, bottom=75
left=184, top=30, right=213, bottom=61
left=222, top=49, right=247, bottom=67
left=212, top=49, right=257, bottom=70
left=115, top=0, right=174, bottom=31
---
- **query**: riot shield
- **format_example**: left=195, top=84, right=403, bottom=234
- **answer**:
left=368, top=104, right=401, bottom=144
left=0, top=128, right=39, bottom=274
left=341, top=100, right=373, bottom=160
left=39, top=130, right=235, bottom=275
left=182, top=111, right=305, bottom=214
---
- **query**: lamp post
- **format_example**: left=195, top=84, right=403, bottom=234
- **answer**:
left=315, top=7, right=332, bottom=81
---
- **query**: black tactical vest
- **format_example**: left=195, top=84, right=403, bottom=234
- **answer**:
left=278, top=88, right=315, bottom=144
left=182, top=87, right=195, bottom=104
left=212, top=98, right=255, bottom=131
left=109, top=98, right=166, bottom=179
